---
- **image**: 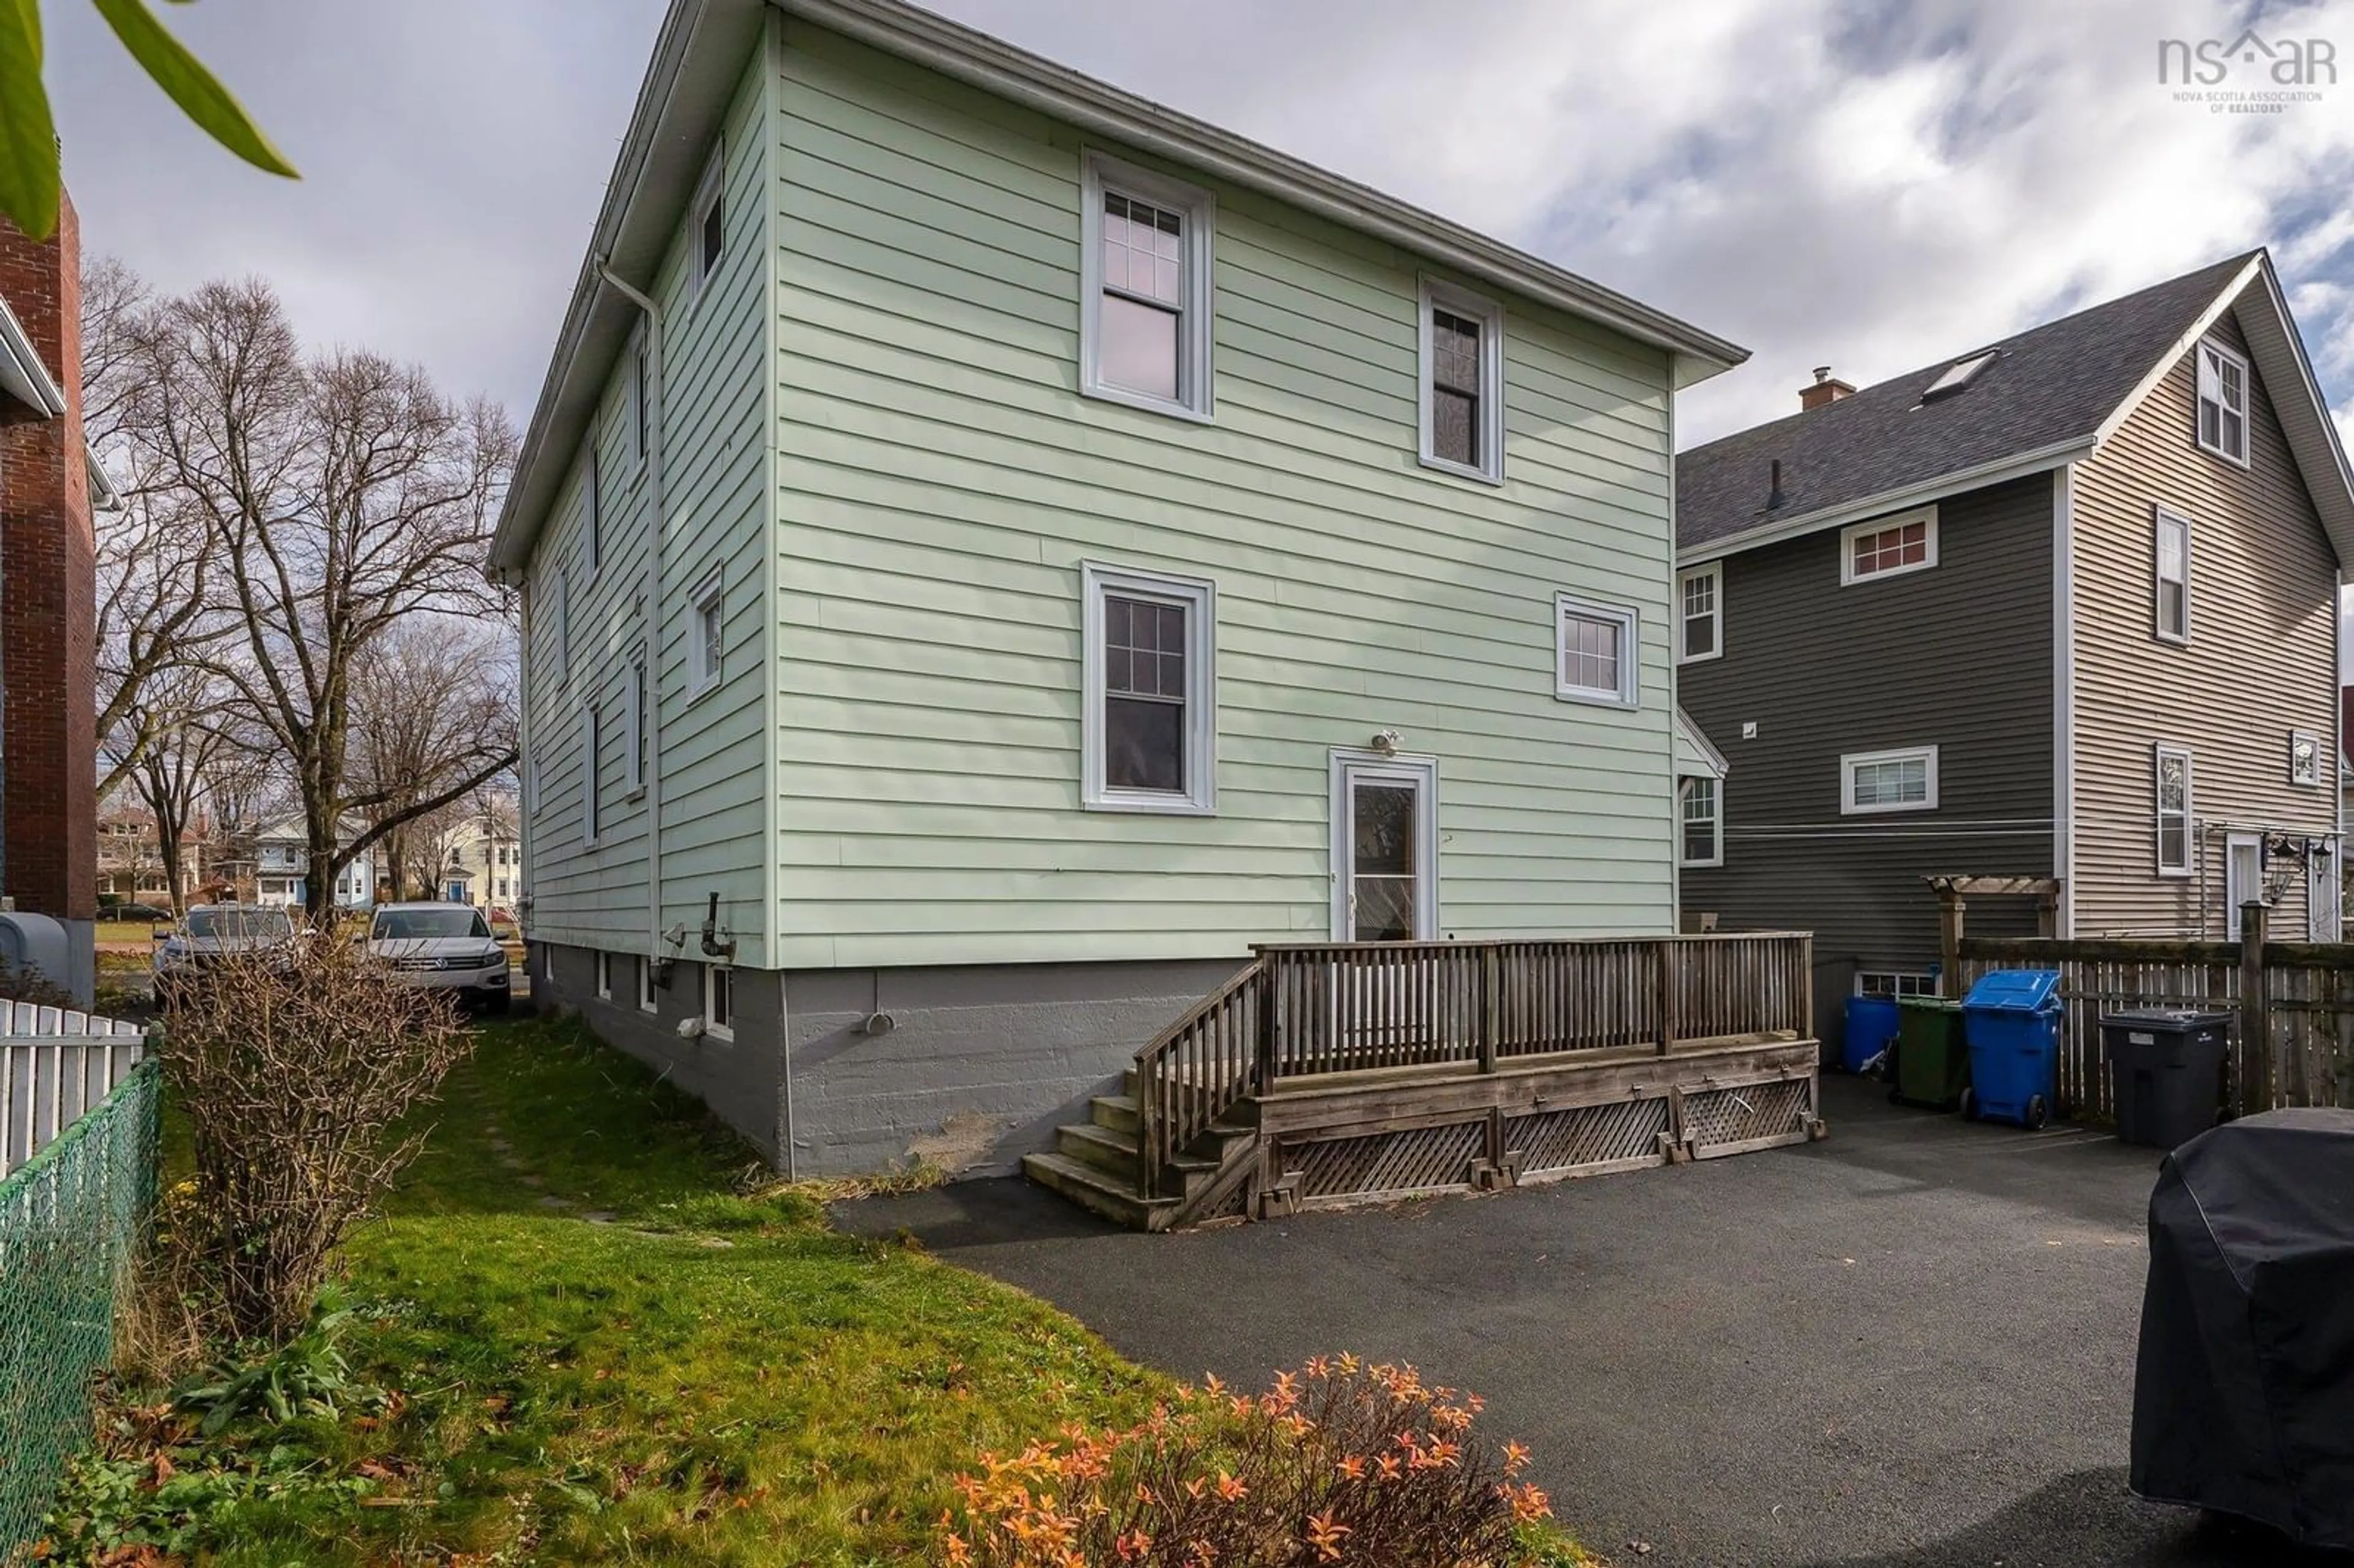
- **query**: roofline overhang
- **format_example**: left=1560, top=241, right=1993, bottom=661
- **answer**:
left=0, top=294, right=67, bottom=417
left=489, top=0, right=1750, bottom=574
left=1674, top=706, right=1730, bottom=780
left=1677, top=435, right=2093, bottom=566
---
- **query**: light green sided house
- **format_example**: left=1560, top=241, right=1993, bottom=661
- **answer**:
left=489, top=0, right=1750, bottom=1184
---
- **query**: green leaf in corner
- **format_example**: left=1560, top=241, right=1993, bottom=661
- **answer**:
left=90, top=0, right=299, bottom=179
left=0, top=0, right=61, bottom=240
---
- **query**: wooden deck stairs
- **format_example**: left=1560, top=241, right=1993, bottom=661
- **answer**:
left=1021, top=933, right=1824, bottom=1233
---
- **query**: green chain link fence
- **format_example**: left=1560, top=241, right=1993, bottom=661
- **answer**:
left=0, top=1060, right=161, bottom=1562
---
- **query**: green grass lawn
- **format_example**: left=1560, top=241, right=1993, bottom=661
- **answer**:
left=48, top=1019, right=1166, bottom=1565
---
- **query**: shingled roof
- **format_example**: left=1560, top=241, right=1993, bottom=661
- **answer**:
left=1677, top=252, right=2264, bottom=554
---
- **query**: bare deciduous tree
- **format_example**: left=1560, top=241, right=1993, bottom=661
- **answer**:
left=348, top=618, right=517, bottom=900
left=101, top=662, right=235, bottom=917
left=129, top=278, right=517, bottom=920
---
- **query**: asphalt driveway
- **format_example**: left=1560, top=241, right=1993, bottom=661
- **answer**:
left=837, top=1076, right=2348, bottom=1567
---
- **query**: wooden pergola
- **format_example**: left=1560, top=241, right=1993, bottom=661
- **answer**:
left=1925, top=876, right=2062, bottom=996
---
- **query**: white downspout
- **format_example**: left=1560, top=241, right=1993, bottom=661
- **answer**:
left=599, top=262, right=666, bottom=979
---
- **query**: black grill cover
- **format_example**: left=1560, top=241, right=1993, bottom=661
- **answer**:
left=2130, top=1108, right=2354, bottom=1545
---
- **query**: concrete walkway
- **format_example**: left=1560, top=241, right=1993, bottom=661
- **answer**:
left=838, top=1076, right=2338, bottom=1567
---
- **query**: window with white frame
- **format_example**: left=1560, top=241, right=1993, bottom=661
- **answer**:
left=1840, top=507, right=1938, bottom=585
left=2289, top=730, right=2322, bottom=788
left=1082, top=563, right=1216, bottom=813
left=1080, top=153, right=1214, bottom=419
left=625, top=650, right=646, bottom=795
left=703, top=964, right=734, bottom=1041
left=580, top=445, right=600, bottom=580
left=581, top=702, right=601, bottom=845
left=1418, top=279, right=1506, bottom=482
left=1554, top=595, right=1639, bottom=709
left=595, top=951, right=612, bottom=1000
left=693, top=143, right=725, bottom=294
left=1678, top=775, right=1721, bottom=867
left=628, top=330, right=649, bottom=471
left=2155, top=744, right=2192, bottom=875
left=1841, top=745, right=1938, bottom=814
left=1678, top=563, right=1721, bottom=663
left=2195, top=339, right=2249, bottom=465
left=637, top=955, right=657, bottom=1013
left=1856, top=970, right=1938, bottom=998
left=544, top=569, right=568, bottom=687
left=688, top=574, right=723, bottom=696
left=2154, top=505, right=2191, bottom=642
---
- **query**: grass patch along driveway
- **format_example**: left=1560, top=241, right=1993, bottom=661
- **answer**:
left=48, top=1019, right=1162, bottom=1566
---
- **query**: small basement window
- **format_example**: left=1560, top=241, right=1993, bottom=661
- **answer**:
left=1921, top=349, right=1998, bottom=402
left=1841, top=507, right=1938, bottom=585
left=1857, top=971, right=1938, bottom=998
left=704, top=964, right=734, bottom=1041
left=2195, top=340, right=2249, bottom=465
left=637, top=954, right=657, bottom=1014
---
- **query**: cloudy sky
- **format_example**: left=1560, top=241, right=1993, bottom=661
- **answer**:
left=44, top=0, right=2354, bottom=454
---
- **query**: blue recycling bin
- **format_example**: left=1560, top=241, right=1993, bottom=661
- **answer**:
left=1842, top=994, right=1900, bottom=1074
left=1960, top=969, right=2062, bottom=1128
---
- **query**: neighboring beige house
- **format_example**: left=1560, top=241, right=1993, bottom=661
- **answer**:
left=95, top=804, right=205, bottom=909
left=434, top=798, right=522, bottom=916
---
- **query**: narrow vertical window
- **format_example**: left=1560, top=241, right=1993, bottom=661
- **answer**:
left=693, top=143, right=725, bottom=291
left=1678, top=776, right=1721, bottom=867
left=625, top=650, right=646, bottom=795
left=688, top=574, right=723, bottom=695
left=2154, top=506, right=2191, bottom=642
left=637, top=955, right=657, bottom=1014
left=1082, top=563, right=1216, bottom=812
left=1080, top=153, right=1214, bottom=418
left=580, top=443, right=600, bottom=579
left=1678, top=563, right=1721, bottom=663
left=581, top=702, right=601, bottom=845
left=546, top=569, right=568, bottom=687
left=1419, top=280, right=1506, bottom=482
left=2195, top=340, right=2249, bottom=465
left=2155, top=745, right=2192, bottom=875
left=629, top=331, right=649, bottom=471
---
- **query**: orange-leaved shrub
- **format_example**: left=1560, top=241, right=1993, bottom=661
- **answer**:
left=939, top=1355, right=1552, bottom=1567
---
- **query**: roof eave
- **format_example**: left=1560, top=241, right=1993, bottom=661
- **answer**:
left=2236, top=255, right=2354, bottom=568
left=0, top=295, right=67, bottom=417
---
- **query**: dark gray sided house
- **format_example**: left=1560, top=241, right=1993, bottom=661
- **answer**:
left=1675, top=251, right=2354, bottom=1051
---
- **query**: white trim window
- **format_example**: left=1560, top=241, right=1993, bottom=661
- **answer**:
left=1678, top=775, right=1721, bottom=867
left=1677, top=563, right=1722, bottom=663
left=1840, top=506, right=1938, bottom=585
left=1081, top=563, right=1217, bottom=813
left=544, top=569, right=568, bottom=687
left=1080, top=152, right=1214, bottom=420
left=636, top=954, right=657, bottom=1014
left=1554, top=594, right=1638, bottom=709
left=628, top=329, right=650, bottom=473
left=1841, top=745, right=1939, bottom=815
left=2289, top=729, right=2322, bottom=788
left=703, top=964, right=734, bottom=1041
left=2195, top=339, right=2250, bottom=465
left=2154, top=505, right=2191, bottom=643
left=692, top=142, right=726, bottom=295
left=688, top=573, right=723, bottom=696
left=595, top=951, right=612, bottom=1001
left=580, top=444, right=601, bottom=580
left=625, top=649, right=647, bottom=796
left=1417, top=278, right=1506, bottom=483
left=581, top=702, right=601, bottom=845
left=1857, top=970, right=1938, bottom=999
left=2155, top=744, right=2193, bottom=877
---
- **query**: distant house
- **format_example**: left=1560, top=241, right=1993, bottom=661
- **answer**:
left=1677, top=252, right=2353, bottom=1046
left=440, top=799, right=522, bottom=916
left=249, top=820, right=378, bottom=911
left=0, top=194, right=100, bottom=1002
left=491, top=0, right=1747, bottom=1175
left=95, top=804, right=206, bottom=909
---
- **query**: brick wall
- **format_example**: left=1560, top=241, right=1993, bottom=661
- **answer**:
left=0, top=194, right=97, bottom=923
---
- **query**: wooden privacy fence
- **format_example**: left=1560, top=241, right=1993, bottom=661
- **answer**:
left=1, top=1002, right=148, bottom=1178
left=1959, top=905, right=2353, bottom=1123
left=1133, top=932, right=1813, bottom=1196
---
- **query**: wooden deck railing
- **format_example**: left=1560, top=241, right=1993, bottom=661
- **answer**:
left=1131, top=932, right=1813, bottom=1197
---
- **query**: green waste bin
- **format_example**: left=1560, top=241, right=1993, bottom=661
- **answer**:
left=1891, top=996, right=1970, bottom=1111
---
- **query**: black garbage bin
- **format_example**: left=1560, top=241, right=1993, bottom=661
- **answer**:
left=2105, top=1008, right=2232, bottom=1149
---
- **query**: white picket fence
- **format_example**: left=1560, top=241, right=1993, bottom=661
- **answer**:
left=0, top=1002, right=147, bottom=1178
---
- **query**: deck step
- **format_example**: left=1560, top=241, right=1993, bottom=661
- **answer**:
left=1089, top=1093, right=1140, bottom=1135
left=1055, top=1121, right=1141, bottom=1177
left=1020, top=1151, right=1178, bottom=1231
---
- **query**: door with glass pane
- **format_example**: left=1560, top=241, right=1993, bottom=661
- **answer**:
left=1334, top=758, right=1434, bottom=942
left=2226, top=834, right=2263, bottom=940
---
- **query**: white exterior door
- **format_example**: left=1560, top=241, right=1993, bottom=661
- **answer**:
left=1330, top=753, right=1438, bottom=941
left=2226, top=833, right=2263, bottom=940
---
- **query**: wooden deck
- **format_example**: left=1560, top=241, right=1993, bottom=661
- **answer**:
left=1023, top=933, right=1821, bottom=1230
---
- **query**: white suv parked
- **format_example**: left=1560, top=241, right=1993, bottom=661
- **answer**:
left=152, top=904, right=297, bottom=1005
left=365, top=903, right=511, bottom=1013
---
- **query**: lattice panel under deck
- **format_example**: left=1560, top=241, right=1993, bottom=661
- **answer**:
left=1285, top=1121, right=1485, bottom=1200
left=1504, top=1097, right=1670, bottom=1176
left=1682, top=1079, right=1811, bottom=1152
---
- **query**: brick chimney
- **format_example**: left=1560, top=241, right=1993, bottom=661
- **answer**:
left=1799, top=365, right=1856, bottom=412
left=0, top=191, right=99, bottom=996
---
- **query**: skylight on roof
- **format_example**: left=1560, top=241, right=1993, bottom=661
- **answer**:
left=1921, top=349, right=2000, bottom=401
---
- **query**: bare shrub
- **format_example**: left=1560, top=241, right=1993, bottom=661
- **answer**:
left=157, top=931, right=471, bottom=1344
left=941, top=1356, right=1554, bottom=1567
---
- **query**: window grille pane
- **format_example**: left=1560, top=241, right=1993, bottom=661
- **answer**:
left=2222, top=408, right=2245, bottom=459
left=1103, top=192, right=1183, bottom=306
left=1683, top=611, right=1715, bottom=659
left=1106, top=696, right=1183, bottom=791
left=1433, top=386, right=1477, bottom=466
left=1100, top=294, right=1179, bottom=402
left=1561, top=612, right=1622, bottom=695
left=1431, top=310, right=1480, bottom=392
left=2160, top=579, right=2187, bottom=636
